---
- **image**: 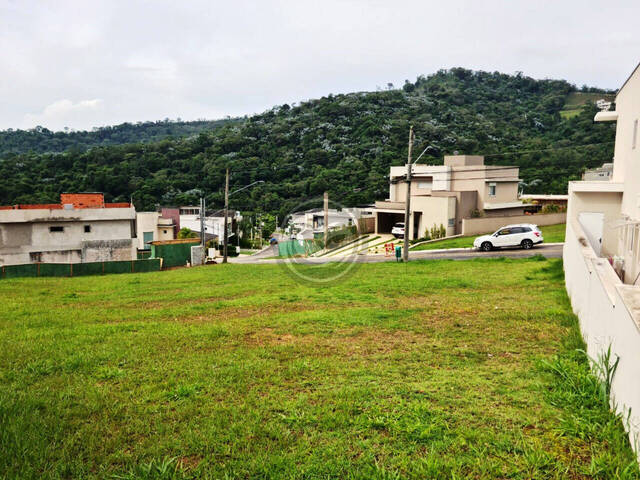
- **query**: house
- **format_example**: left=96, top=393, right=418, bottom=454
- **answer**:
left=520, top=194, right=568, bottom=213
left=0, top=193, right=137, bottom=265
left=563, top=61, right=640, bottom=455
left=373, top=155, right=524, bottom=240
left=582, top=162, right=614, bottom=181
left=136, top=211, right=176, bottom=250
left=179, top=205, right=240, bottom=242
left=289, top=207, right=373, bottom=235
left=520, top=194, right=568, bottom=208
left=596, top=98, right=613, bottom=111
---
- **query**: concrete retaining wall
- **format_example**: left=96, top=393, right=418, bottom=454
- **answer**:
left=564, top=220, right=640, bottom=456
left=461, top=212, right=566, bottom=235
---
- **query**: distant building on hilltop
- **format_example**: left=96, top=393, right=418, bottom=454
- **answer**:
left=0, top=193, right=137, bottom=266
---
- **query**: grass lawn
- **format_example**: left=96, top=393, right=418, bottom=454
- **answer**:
left=412, top=223, right=566, bottom=251
left=559, top=109, right=582, bottom=120
left=1, top=257, right=637, bottom=479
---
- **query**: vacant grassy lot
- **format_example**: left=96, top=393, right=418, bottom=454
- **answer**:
left=412, top=223, right=566, bottom=251
left=1, top=258, right=637, bottom=479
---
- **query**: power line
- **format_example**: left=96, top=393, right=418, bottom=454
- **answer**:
left=482, top=141, right=614, bottom=158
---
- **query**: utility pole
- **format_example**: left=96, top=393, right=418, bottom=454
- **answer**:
left=199, top=197, right=205, bottom=247
left=403, top=126, right=414, bottom=263
left=323, top=191, right=329, bottom=249
left=223, top=168, right=229, bottom=264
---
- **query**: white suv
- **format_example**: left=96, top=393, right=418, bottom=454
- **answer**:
left=473, top=224, right=543, bottom=252
left=391, top=222, right=405, bottom=239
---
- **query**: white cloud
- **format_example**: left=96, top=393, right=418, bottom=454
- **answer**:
left=1, top=0, right=639, bottom=131
left=23, top=99, right=104, bottom=131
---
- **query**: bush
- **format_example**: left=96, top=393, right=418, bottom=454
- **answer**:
left=177, top=227, right=198, bottom=239
left=541, top=204, right=566, bottom=214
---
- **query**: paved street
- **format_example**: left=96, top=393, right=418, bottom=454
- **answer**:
left=231, top=243, right=563, bottom=265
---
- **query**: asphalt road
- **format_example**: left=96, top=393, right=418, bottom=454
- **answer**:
left=232, top=243, right=563, bottom=265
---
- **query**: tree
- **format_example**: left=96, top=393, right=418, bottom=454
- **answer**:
left=177, top=227, right=198, bottom=239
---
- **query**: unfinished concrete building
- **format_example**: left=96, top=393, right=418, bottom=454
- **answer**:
left=0, top=193, right=137, bottom=266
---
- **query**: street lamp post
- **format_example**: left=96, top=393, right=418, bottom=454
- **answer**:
left=222, top=178, right=265, bottom=264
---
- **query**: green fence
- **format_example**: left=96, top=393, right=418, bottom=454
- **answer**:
left=278, top=239, right=321, bottom=257
left=137, top=250, right=152, bottom=260
left=0, top=259, right=161, bottom=279
left=151, top=240, right=199, bottom=268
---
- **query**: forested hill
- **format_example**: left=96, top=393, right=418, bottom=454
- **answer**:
left=0, top=68, right=616, bottom=220
left=0, top=118, right=238, bottom=156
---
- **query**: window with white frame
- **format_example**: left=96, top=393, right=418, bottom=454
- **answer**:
left=488, top=183, right=497, bottom=196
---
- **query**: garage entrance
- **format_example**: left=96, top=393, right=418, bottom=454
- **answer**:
left=376, top=212, right=405, bottom=234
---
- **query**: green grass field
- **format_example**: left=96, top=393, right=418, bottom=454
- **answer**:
left=1, top=257, right=637, bottom=479
left=412, top=223, right=566, bottom=251
left=559, top=109, right=582, bottom=120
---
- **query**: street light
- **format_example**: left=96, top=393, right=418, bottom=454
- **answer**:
left=403, top=127, right=436, bottom=262
left=223, top=179, right=265, bottom=263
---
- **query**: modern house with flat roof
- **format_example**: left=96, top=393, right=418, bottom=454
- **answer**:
left=0, top=193, right=137, bottom=265
left=563, top=61, right=640, bottom=457
left=373, top=155, right=524, bottom=240
left=136, top=211, right=176, bottom=250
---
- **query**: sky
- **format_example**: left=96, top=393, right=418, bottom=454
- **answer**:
left=1, top=0, right=639, bottom=131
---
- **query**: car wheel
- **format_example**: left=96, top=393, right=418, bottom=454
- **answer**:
left=521, top=239, right=533, bottom=250
left=481, top=241, right=493, bottom=252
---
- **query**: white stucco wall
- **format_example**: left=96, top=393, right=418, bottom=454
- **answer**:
left=564, top=219, right=640, bottom=457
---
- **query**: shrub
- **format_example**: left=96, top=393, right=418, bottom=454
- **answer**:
left=541, top=204, right=566, bottom=214
left=177, top=227, right=198, bottom=239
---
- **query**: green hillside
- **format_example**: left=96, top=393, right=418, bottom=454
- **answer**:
left=0, top=118, right=239, bottom=156
left=0, top=68, right=616, bottom=219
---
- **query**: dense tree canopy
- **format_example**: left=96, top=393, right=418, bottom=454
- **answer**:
left=0, top=68, right=616, bottom=221
left=0, top=119, right=237, bottom=156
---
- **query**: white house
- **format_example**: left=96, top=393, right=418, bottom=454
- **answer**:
left=136, top=212, right=175, bottom=250
left=289, top=208, right=371, bottom=235
left=179, top=205, right=240, bottom=241
left=564, top=61, right=640, bottom=457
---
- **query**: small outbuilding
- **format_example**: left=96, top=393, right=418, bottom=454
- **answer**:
left=150, top=238, right=201, bottom=268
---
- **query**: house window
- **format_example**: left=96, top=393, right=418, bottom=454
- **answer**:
left=49, top=226, right=64, bottom=232
left=84, top=225, right=91, bottom=233
left=143, top=231, right=154, bottom=245
left=488, top=183, right=497, bottom=196
left=448, top=218, right=455, bottom=227
left=633, top=119, right=638, bottom=150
